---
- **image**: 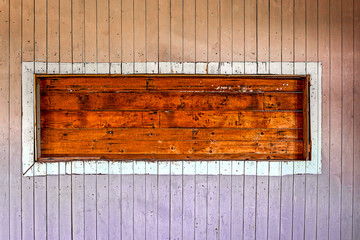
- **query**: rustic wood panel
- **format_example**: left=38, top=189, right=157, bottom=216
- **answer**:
left=38, top=75, right=308, bottom=161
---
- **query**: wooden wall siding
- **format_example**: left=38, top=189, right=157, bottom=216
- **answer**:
left=0, top=1, right=358, bottom=240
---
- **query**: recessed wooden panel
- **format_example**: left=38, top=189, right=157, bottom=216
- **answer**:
left=36, top=74, right=310, bottom=161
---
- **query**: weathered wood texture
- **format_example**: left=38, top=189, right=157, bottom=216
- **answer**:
left=0, top=0, right=358, bottom=239
left=38, top=75, right=309, bottom=161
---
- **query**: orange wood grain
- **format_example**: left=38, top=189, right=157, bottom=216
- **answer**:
left=160, top=111, right=302, bottom=129
left=41, top=140, right=303, bottom=155
left=41, top=128, right=303, bottom=141
left=40, top=92, right=265, bottom=111
left=38, top=75, right=308, bottom=161
left=40, top=110, right=160, bottom=128
left=38, top=75, right=305, bottom=92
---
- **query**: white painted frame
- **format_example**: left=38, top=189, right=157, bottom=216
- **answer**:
left=22, top=61, right=322, bottom=176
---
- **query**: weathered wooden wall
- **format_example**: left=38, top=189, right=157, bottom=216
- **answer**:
left=0, top=0, right=359, bottom=239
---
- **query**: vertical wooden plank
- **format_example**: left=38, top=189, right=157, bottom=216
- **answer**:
left=97, top=0, right=109, bottom=63
left=170, top=0, right=183, bottom=64
left=46, top=173, right=59, bottom=240
left=145, top=162, right=158, bottom=239
left=230, top=163, right=244, bottom=239
left=317, top=0, right=330, bottom=238
left=340, top=0, right=354, bottom=238
left=97, top=163, right=109, bottom=240
left=207, top=171, right=220, bottom=240
left=158, top=162, right=170, bottom=240
left=34, top=0, right=47, bottom=238
left=108, top=163, right=121, bottom=240
left=46, top=0, right=60, bottom=238
left=220, top=0, right=232, bottom=64
left=219, top=164, right=232, bottom=240
left=244, top=0, right=256, bottom=62
left=243, top=163, right=256, bottom=240
left=34, top=174, right=47, bottom=240
left=257, top=0, right=269, bottom=63
left=9, top=0, right=22, bottom=237
left=134, top=163, right=146, bottom=240
left=232, top=0, right=244, bottom=65
left=183, top=162, right=195, bottom=239
left=121, top=162, right=134, bottom=238
left=0, top=0, right=9, bottom=237
left=353, top=0, right=360, bottom=238
left=109, top=0, right=122, bottom=64
left=194, top=162, right=207, bottom=240
left=72, top=0, right=84, bottom=64
left=59, top=0, right=72, bottom=238
left=146, top=0, right=158, bottom=65
left=170, top=162, right=183, bottom=240
left=134, top=0, right=146, bottom=68
left=84, top=171, right=97, bottom=240
left=195, top=0, right=207, bottom=63
left=122, top=0, right=134, bottom=67
left=292, top=1, right=306, bottom=239
left=183, top=0, right=195, bottom=63
left=84, top=0, right=96, bottom=63
left=279, top=1, right=294, bottom=240
left=304, top=0, right=319, bottom=239
left=329, top=0, right=342, bottom=238
left=159, top=0, right=170, bottom=64
left=60, top=0, right=72, bottom=64
left=72, top=162, right=85, bottom=239
left=207, top=0, right=219, bottom=62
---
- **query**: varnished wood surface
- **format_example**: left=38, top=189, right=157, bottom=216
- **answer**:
left=38, top=75, right=308, bottom=160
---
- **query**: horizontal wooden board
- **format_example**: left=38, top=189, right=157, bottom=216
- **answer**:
left=39, top=153, right=304, bottom=161
left=40, top=91, right=265, bottom=111
left=40, top=110, right=160, bottom=128
left=41, top=140, right=303, bottom=155
left=159, top=111, right=302, bottom=129
left=38, top=75, right=305, bottom=92
left=41, top=128, right=303, bottom=141
left=40, top=92, right=303, bottom=111
left=40, top=110, right=301, bottom=129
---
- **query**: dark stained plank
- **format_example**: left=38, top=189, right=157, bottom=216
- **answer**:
left=38, top=75, right=305, bottom=92
left=40, top=91, right=265, bottom=111
left=160, top=111, right=302, bottom=129
left=264, top=93, right=303, bottom=110
left=41, top=140, right=303, bottom=155
left=41, top=128, right=303, bottom=141
left=40, top=110, right=160, bottom=128
left=40, top=153, right=304, bottom=161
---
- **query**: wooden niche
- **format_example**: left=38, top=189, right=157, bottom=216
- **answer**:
left=36, top=74, right=311, bottom=162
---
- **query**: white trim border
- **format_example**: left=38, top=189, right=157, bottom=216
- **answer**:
left=22, top=61, right=322, bottom=176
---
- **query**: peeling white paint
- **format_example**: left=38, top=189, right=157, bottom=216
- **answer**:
left=22, top=61, right=322, bottom=176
